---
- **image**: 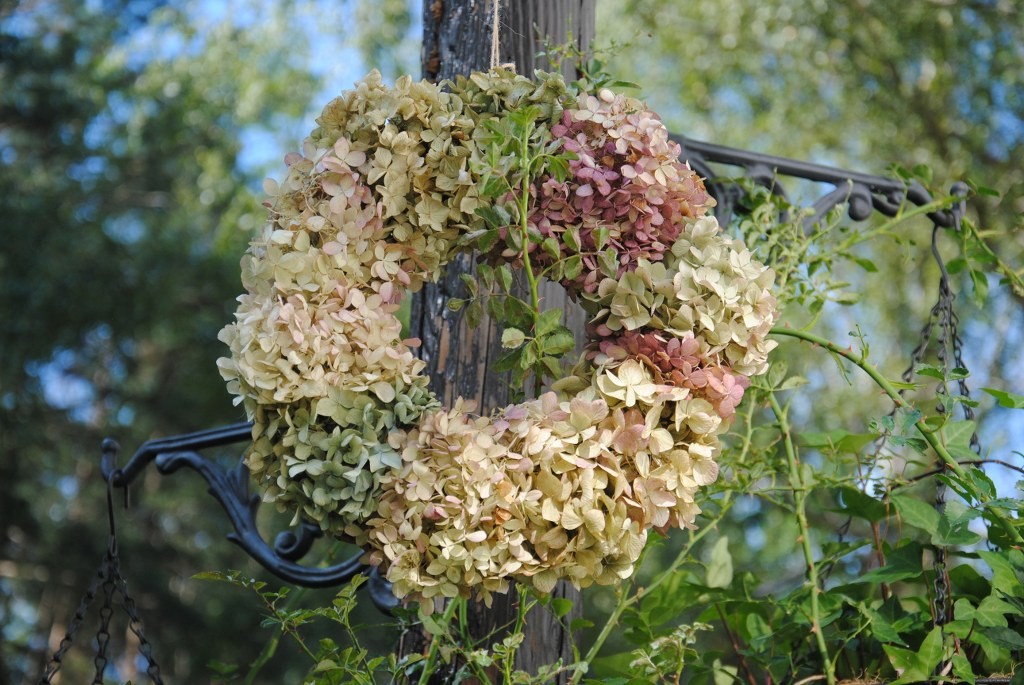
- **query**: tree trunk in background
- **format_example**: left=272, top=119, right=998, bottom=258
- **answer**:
left=406, top=1, right=594, bottom=681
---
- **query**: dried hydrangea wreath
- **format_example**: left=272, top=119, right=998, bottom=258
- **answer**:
left=218, top=68, right=778, bottom=609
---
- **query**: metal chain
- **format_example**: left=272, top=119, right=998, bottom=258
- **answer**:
left=110, top=553, right=165, bottom=683
left=92, top=566, right=117, bottom=684
left=872, top=188, right=974, bottom=633
left=38, top=480, right=164, bottom=684
left=37, top=567, right=105, bottom=684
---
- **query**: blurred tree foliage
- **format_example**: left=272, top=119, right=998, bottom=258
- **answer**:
left=2, top=0, right=1022, bottom=681
left=0, top=1, right=363, bottom=682
left=599, top=0, right=1023, bottom=228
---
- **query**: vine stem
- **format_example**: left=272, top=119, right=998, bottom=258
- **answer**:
left=769, top=326, right=1023, bottom=545
left=767, top=391, right=836, bottom=685
left=961, top=218, right=1024, bottom=300
left=516, top=121, right=542, bottom=315
left=569, top=479, right=747, bottom=683
left=417, top=598, right=461, bottom=685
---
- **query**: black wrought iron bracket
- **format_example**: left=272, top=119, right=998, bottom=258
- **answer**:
left=99, top=135, right=964, bottom=613
left=100, top=423, right=399, bottom=612
left=674, top=135, right=966, bottom=230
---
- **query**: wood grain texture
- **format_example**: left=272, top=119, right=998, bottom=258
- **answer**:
left=405, top=1, right=594, bottom=681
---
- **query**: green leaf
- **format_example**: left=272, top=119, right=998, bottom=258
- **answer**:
left=486, top=296, right=505, bottom=319
left=850, top=255, right=879, bottom=272
left=940, top=420, right=976, bottom=450
left=521, top=341, right=539, bottom=369
left=946, top=256, right=967, bottom=275
left=853, top=542, right=923, bottom=584
left=551, top=598, right=574, bottom=618
left=501, top=327, right=527, bottom=349
left=206, top=660, right=240, bottom=676
left=883, top=625, right=943, bottom=685
left=542, top=328, right=576, bottom=356
left=892, top=494, right=940, bottom=535
left=465, top=300, right=484, bottom=329
left=594, top=225, right=610, bottom=251
left=569, top=618, right=594, bottom=631
left=799, top=429, right=878, bottom=454
left=951, top=652, right=975, bottom=685
left=504, top=296, right=535, bottom=329
left=949, top=563, right=991, bottom=600
left=955, top=595, right=1013, bottom=628
left=547, top=155, right=570, bottom=182
left=564, top=254, right=583, bottom=280
left=856, top=602, right=907, bottom=646
left=492, top=349, right=522, bottom=373
left=915, top=363, right=948, bottom=380
left=598, top=248, right=619, bottom=277
left=933, top=507, right=982, bottom=546
left=564, top=227, right=581, bottom=251
left=984, top=387, right=1024, bottom=409
left=966, top=467, right=997, bottom=500
left=980, top=626, right=1024, bottom=650
left=459, top=273, right=478, bottom=297
left=477, top=227, right=501, bottom=252
left=970, top=268, right=989, bottom=304
left=192, top=571, right=232, bottom=582
left=497, top=264, right=514, bottom=293
left=834, top=486, right=888, bottom=523
left=475, top=204, right=511, bottom=229
left=744, top=612, right=772, bottom=649
left=536, top=308, right=563, bottom=336
left=979, top=550, right=1024, bottom=599
left=706, top=536, right=733, bottom=589
left=542, top=236, right=561, bottom=260
left=421, top=614, right=447, bottom=637
left=476, top=263, right=494, bottom=288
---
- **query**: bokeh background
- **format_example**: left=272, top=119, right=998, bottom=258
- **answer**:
left=2, top=0, right=1021, bottom=682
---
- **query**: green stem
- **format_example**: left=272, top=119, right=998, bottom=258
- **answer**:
left=962, top=220, right=1024, bottom=300
left=569, top=401, right=763, bottom=685
left=244, top=625, right=285, bottom=685
left=768, top=392, right=835, bottom=685
left=569, top=500, right=736, bottom=685
left=418, top=598, right=461, bottom=685
left=770, top=326, right=1023, bottom=545
left=503, top=585, right=531, bottom=683
left=244, top=585, right=311, bottom=685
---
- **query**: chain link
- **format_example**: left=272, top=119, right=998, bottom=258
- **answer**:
left=37, top=567, right=104, bottom=684
left=111, top=555, right=165, bottom=683
left=870, top=193, right=975, bottom=633
left=92, top=567, right=117, bottom=684
left=39, top=481, right=164, bottom=684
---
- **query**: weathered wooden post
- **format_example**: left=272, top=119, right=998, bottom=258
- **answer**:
left=407, top=0, right=595, bottom=679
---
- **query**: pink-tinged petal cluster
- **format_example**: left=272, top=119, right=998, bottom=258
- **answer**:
left=523, top=89, right=715, bottom=295
left=593, top=330, right=750, bottom=419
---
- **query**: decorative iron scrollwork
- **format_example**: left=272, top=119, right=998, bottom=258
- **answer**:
left=100, top=423, right=399, bottom=613
left=674, top=135, right=965, bottom=230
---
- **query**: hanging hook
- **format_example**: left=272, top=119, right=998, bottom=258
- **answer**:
left=949, top=181, right=969, bottom=232
left=105, top=470, right=119, bottom=557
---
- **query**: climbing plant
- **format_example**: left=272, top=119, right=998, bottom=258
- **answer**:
left=199, top=65, right=1024, bottom=684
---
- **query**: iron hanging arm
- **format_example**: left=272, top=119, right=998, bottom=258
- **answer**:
left=101, top=422, right=253, bottom=487
left=100, top=425, right=399, bottom=610
left=672, top=134, right=966, bottom=229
